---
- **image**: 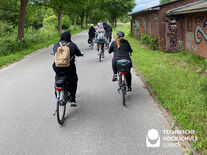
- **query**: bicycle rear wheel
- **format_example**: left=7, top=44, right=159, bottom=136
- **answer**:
left=106, top=42, right=109, bottom=49
left=56, top=90, right=66, bottom=125
left=122, top=87, right=126, bottom=106
left=98, top=47, right=101, bottom=62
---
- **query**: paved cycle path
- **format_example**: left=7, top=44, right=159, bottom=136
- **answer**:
left=0, top=30, right=184, bottom=155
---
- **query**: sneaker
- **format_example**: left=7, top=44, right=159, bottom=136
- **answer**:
left=102, top=54, right=104, bottom=58
left=127, top=86, right=132, bottom=91
left=69, top=97, right=77, bottom=107
left=112, top=74, right=118, bottom=81
left=70, top=102, right=77, bottom=107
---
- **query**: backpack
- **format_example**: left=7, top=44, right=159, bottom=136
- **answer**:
left=97, top=30, right=105, bottom=41
left=54, top=42, right=71, bottom=67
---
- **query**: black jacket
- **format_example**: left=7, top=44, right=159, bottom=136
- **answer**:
left=104, top=25, right=112, bottom=36
left=108, top=39, right=132, bottom=59
left=88, top=27, right=96, bottom=38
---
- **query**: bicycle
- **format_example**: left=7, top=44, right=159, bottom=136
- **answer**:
left=97, top=43, right=103, bottom=62
left=105, top=34, right=111, bottom=49
left=117, top=59, right=131, bottom=106
left=54, top=76, right=68, bottom=125
left=88, top=37, right=94, bottom=50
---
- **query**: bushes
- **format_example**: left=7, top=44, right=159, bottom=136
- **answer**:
left=140, top=32, right=158, bottom=50
left=62, top=15, right=72, bottom=30
left=43, top=15, right=72, bottom=31
left=0, top=21, right=14, bottom=37
left=0, top=24, right=58, bottom=56
left=43, top=15, right=57, bottom=27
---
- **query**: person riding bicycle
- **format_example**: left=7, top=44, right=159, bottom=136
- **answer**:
left=88, top=24, right=96, bottom=47
left=94, top=25, right=108, bottom=58
left=108, top=31, right=133, bottom=91
left=103, top=22, right=112, bottom=43
left=52, top=31, right=83, bottom=105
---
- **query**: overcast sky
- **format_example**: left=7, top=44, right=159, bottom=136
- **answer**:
left=131, top=0, right=160, bottom=13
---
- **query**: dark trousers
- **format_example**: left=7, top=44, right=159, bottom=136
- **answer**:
left=112, top=58, right=132, bottom=87
left=53, top=62, right=78, bottom=99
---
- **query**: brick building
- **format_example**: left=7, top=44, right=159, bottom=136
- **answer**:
left=167, top=0, right=207, bottom=57
left=129, top=0, right=198, bottom=51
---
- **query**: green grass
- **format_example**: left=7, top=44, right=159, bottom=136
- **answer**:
left=114, top=23, right=207, bottom=154
left=0, top=26, right=88, bottom=69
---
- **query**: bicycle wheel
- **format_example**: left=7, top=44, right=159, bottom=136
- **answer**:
left=122, top=87, right=126, bottom=106
left=98, top=47, right=101, bottom=62
left=106, top=42, right=109, bottom=49
left=91, top=43, right=93, bottom=50
left=56, top=90, right=66, bottom=125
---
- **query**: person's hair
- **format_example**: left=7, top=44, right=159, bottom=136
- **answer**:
left=60, top=31, right=71, bottom=42
left=115, top=37, right=123, bottom=49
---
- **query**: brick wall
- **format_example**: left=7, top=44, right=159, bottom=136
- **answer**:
left=158, top=0, right=198, bottom=50
left=184, top=12, right=207, bottom=58
left=131, top=11, right=158, bottom=38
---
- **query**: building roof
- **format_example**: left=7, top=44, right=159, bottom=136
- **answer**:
left=166, top=0, right=207, bottom=15
left=128, top=0, right=184, bottom=16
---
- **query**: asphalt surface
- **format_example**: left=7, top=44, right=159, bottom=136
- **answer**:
left=0, top=30, right=185, bottom=155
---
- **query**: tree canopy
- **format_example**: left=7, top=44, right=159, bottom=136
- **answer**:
left=0, top=0, right=136, bottom=40
left=160, top=0, right=175, bottom=5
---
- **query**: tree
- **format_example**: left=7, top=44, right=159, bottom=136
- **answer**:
left=66, top=0, right=88, bottom=29
left=160, top=0, right=175, bottom=5
left=104, top=0, right=135, bottom=27
left=0, top=0, right=19, bottom=25
left=34, top=0, right=68, bottom=34
left=25, top=3, right=46, bottom=30
left=18, top=0, right=28, bottom=40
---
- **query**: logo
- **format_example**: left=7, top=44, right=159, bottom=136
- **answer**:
left=146, top=129, right=160, bottom=147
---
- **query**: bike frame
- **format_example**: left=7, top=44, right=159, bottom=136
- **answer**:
left=118, top=71, right=127, bottom=106
left=97, top=43, right=103, bottom=62
left=119, top=72, right=127, bottom=88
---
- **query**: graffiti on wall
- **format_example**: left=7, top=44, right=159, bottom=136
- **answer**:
left=194, top=16, right=205, bottom=25
left=135, top=19, right=140, bottom=30
left=195, top=19, right=207, bottom=45
left=166, top=17, right=178, bottom=47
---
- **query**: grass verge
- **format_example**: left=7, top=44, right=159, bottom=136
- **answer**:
left=0, top=26, right=88, bottom=69
left=113, top=23, right=207, bottom=154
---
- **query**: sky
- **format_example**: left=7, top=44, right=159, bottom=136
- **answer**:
left=131, top=0, right=160, bottom=13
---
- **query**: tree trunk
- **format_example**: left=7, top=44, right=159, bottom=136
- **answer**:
left=111, top=18, right=115, bottom=27
left=80, top=13, right=84, bottom=28
left=85, top=14, right=88, bottom=27
left=17, top=0, right=28, bottom=40
left=74, top=14, right=77, bottom=30
left=58, top=5, right=62, bottom=34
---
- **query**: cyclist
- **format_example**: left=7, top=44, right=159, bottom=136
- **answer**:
left=52, top=31, right=83, bottom=106
left=108, top=31, right=133, bottom=91
left=94, top=25, right=108, bottom=58
left=88, top=24, right=96, bottom=47
left=103, top=22, right=112, bottom=43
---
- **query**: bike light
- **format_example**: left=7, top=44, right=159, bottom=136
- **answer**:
left=120, top=72, right=127, bottom=75
left=56, top=87, right=62, bottom=91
